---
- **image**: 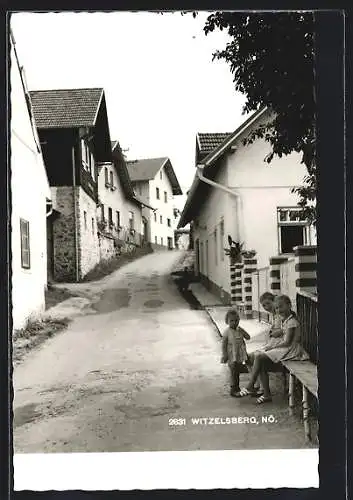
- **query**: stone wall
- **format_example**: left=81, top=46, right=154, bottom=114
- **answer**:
left=98, top=233, right=116, bottom=261
left=77, top=187, right=100, bottom=278
left=51, top=186, right=77, bottom=282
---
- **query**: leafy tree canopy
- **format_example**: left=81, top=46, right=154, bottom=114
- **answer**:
left=201, top=11, right=316, bottom=223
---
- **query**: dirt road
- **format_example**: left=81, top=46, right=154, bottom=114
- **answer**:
left=13, top=250, right=311, bottom=452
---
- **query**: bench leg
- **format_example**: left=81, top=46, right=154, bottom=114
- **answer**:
left=302, top=385, right=311, bottom=442
left=282, top=369, right=288, bottom=395
left=288, top=373, right=295, bottom=416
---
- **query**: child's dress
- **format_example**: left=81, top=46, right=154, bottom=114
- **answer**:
left=265, top=313, right=309, bottom=363
left=223, top=327, right=248, bottom=364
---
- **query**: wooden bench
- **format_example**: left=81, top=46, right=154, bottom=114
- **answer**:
left=281, top=360, right=318, bottom=443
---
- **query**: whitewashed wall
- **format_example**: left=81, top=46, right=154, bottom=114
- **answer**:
left=148, top=165, right=176, bottom=248
left=98, top=163, right=143, bottom=239
left=226, top=111, right=310, bottom=269
left=11, top=39, right=51, bottom=330
left=192, top=109, right=314, bottom=299
left=193, top=159, right=234, bottom=295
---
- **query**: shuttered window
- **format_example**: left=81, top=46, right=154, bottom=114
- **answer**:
left=20, top=218, right=30, bottom=269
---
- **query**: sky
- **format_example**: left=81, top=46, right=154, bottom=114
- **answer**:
left=10, top=11, right=248, bottom=210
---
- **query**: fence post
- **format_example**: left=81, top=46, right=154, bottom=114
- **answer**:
left=230, top=260, right=237, bottom=307
left=294, top=245, right=317, bottom=295
left=269, top=256, right=288, bottom=295
left=243, top=257, right=257, bottom=319
left=233, top=262, right=244, bottom=309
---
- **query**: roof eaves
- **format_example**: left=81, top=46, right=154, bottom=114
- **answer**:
left=133, top=194, right=156, bottom=211
left=201, top=107, right=268, bottom=168
left=164, top=158, right=183, bottom=196
left=92, top=89, right=104, bottom=126
left=177, top=174, right=200, bottom=228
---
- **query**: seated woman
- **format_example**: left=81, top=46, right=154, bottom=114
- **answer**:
left=241, top=292, right=283, bottom=397
left=238, top=294, right=309, bottom=404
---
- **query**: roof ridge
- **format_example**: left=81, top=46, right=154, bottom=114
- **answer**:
left=30, top=87, right=104, bottom=93
left=127, top=156, right=169, bottom=162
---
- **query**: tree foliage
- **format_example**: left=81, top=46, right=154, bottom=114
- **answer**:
left=202, top=12, right=316, bottom=223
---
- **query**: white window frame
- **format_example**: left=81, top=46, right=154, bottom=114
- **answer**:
left=20, top=218, right=30, bottom=269
left=277, top=206, right=311, bottom=255
left=81, top=139, right=93, bottom=177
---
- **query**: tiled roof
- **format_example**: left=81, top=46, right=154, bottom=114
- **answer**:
left=127, top=157, right=182, bottom=195
left=197, top=132, right=231, bottom=154
left=29, top=88, right=103, bottom=129
left=126, top=157, right=168, bottom=182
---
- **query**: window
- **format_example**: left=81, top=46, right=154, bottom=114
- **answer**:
left=84, top=211, right=87, bottom=230
left=155, top=236, right=157, bottom=243
left=110, top=171, right=114, bottom=188
left=200, top=242, right=204, bottom=273
left=81, top=139, right=93, bottom=176
left=167, top=218, right=171, bottom=227
left=160, top=170, right=163, bottom=180
left=214, top=228, right=218, bottom=265
left=116, top=211, right=120, bottom=228
left=92, top=217, right=95, bottom=234
left=277, top=207, right=310, bottom=254
left=104, top=167, right=109, bottom=186
left=160, top=215, right=163, bottom=224
left=129, top=211, right=134, bottom=230
left=220, top=219, right=224, bottom=262
left=108, top=207, right=113, bottom=227
left=156, top=187, right=160, bottom=199
left=161, top=237, right=163, bottom=245
left=154, top=212, right=157, bottom=222
left=164, top=191, right=167, bottom=203
left=205, top=240, right=209, bottom=275
left=101, top=204, right=105, bottom=221
left=20, top=218, right=30, bottom=269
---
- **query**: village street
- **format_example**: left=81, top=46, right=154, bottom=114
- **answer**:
left=13, top=251, right=310, bottom=453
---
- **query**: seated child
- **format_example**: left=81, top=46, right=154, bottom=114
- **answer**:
left=221, top=308, right=251, bottom=397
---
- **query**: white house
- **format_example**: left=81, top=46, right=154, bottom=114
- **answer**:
left=178, top=107, right=316, bottom=302
left=10, top=32, right=52, bottom=330
left=96, top=141, right=154, bottom=258
left=126, top=157, right=183, bottom=250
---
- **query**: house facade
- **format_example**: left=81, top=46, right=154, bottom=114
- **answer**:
left=127, top=157, right=182, bottom=250
left=30, top=87, right=112, bottom=282
left=178, top=108, right=316, bottom=303
left=10, top=33, right=52, bottom=329
left=96, top=141, right=149, bottom=259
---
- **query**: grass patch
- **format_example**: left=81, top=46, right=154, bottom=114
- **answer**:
left=82, top=246, right=153, bottom=282
left=13, top=317, right=70, bottom=365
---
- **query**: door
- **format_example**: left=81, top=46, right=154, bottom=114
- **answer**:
left=46, top=217, right=54, bottom=283
left=167, top=237, right=173, bottom=250
left=195, top=239, right=200, bottom=275
left=142, top=219, right=148, bottom=245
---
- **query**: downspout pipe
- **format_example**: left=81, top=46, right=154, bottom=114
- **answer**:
left=72, top=146, right=80, bottom=282
left=196, top=165, right=243, bottom=242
